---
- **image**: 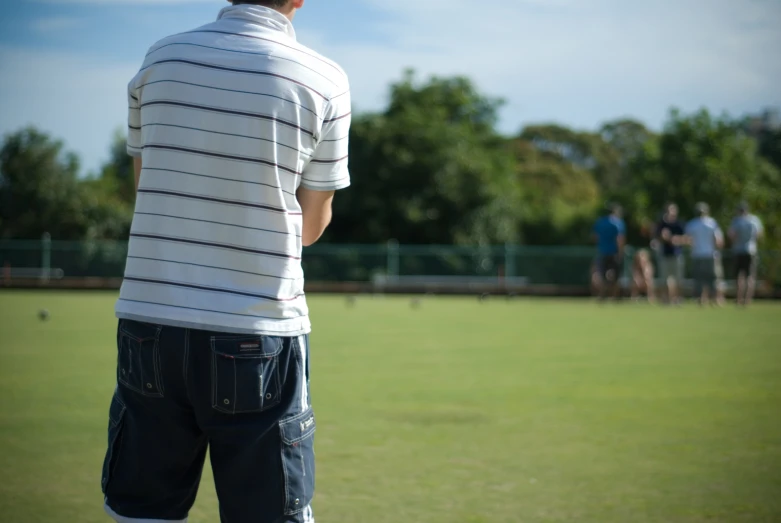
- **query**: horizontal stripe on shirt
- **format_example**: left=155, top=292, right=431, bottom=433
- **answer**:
left=119, top=4, right=350, bottom=335
left=130, top=232, right=300, bottom=260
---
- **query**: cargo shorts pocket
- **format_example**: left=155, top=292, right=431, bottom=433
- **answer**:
left=101, top=394, right=126, bottom=495
left=117, top=320, right=164, bottom=397
left=211, top=335, right=283, bottom=414
left=280, top=408, right=316, bottom=515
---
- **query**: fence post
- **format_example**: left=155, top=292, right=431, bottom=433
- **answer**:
left=41, top=232, right=52, bottom=283
left=505, top=243, right=515, bottom=279
left=387, top=239, right=399, bottom=281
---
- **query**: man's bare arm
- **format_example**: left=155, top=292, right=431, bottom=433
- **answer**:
left=297, top=187, right=334, bottom=247
left=133, top=157, right=143, bottom=192
left=617, top=235, right=626, bottom=256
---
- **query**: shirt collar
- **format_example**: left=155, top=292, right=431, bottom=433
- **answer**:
left=217, top=4, right=297, bottom=40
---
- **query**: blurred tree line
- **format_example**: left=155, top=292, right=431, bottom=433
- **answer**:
left=2, top=71, right=780, bottom=251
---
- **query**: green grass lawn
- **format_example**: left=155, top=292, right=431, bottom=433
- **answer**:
left=0, top=291, right=780, bottom=522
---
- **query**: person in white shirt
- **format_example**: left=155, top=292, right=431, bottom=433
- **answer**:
left=684, top=202, right=724, bottom=306
left=729, top=201, right=764, bottom=306
left=100, top=1, right=349, bottom=522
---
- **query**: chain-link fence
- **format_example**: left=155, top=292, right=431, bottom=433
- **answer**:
left=1, top=238, right=779, bottom=289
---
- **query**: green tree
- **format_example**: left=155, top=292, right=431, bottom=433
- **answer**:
left=0, top=127, right=133, bottom=241
left=519, top=124, right=622, bottom=192
left=90, top=129, right=136, bottom=206
left=0, top=127, right=87, bottom=239
left=510, top=138, right=602, bottom=245
left=325, top=71, right=521, bottom=245
left=82, top=130, right=135, bottom=239
left=756, top=128, right=781, bottom=172
left=628, top=109, right=781, bottom=250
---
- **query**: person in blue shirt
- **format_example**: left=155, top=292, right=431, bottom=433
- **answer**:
left=592, top=203, right=626, bottom=300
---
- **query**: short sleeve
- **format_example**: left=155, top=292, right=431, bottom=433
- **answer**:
left=127, top=78, right=142, bottom=158
left=754, top=216, right=765, bottom=235
left=617, top=220, right=626, bottom=235
left=684, top=221, right=693, bottom=235
left=301, top=87, right=352, bottom=191
left=714, top=225, right=724, bottom=242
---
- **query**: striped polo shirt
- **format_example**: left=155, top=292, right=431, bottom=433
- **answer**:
left=115, top=4, right=351, bottom=336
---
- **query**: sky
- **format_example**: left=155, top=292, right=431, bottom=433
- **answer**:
left=1, top=0, right=780, bottom=176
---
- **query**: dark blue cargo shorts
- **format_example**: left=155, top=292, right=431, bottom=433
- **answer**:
left=101, top=319, right=316, bottom=523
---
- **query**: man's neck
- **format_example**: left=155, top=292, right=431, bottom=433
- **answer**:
left=232, top=2, right=296, bottom=21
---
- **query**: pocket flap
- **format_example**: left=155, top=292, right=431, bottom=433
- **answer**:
left=108, top=394, right=126, bottom=426
left=211, top=335, right=283, bottom=358
left=119, top=320, right=160, bottom=342
left=280, top=408, right=316, bottom=445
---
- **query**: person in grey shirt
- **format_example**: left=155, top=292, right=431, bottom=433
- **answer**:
left=729, top=202, right=764, bottom=306
left=685, top=203, right=724, bottom=306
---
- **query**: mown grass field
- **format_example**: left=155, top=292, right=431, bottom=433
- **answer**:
left=0, top=291, right=779, bottom=523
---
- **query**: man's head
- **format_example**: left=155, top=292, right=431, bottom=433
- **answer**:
left=229, top=0, right=304, bottom=20
left=606, top=202, right=622, bottom=218
left=665, top=202, right=678, bottom=220
left=694, top=202, right=709, bottom=217
left=737, top=201, right=750, bottom=215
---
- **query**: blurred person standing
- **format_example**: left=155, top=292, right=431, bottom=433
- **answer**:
left=101, top=1, right=352, bottom=522
left=592, top=203, right=626, bottom=301
left=729, top=202, right=764, bottom=306
left=685, top=203, right=724, bottom=306
left=655, top=203, right=686, bottom=304
left=630, top=249, right=655, bottom=303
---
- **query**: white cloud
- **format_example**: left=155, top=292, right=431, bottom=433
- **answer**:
left=36, top=0, right=217, bottom=3
left=2, top=0, right=779, bottom=174
left=301, top=0, right=781, bottom=133
left=31, top=16, right=84, bottom=33
left=0, top=47, right=138, bottom=175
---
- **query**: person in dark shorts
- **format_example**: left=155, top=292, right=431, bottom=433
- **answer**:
left=101, top=1, right=352, bottom=521
left=684, top=202, right=724, bottom=306
left=592, top=203, right=626, bottom=300
left=655, top=203, right=686, bottom=304
left=729, top=202, right=764, bottom=306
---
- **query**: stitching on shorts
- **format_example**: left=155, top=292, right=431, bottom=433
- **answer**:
left=211, top=349, right=216, bottom=410
left=281, top=446, right=292, bottom=514
left=105, top=396, right=127, bottom=492
left=232, top=356, right=237, bottom=414
left=117, top=323, right=164, bottom=398
left=183, top=328, right=192, bottom=404
left=153, top=325, right=164, bottom=396
left=280, top=408, right=316, bottom=445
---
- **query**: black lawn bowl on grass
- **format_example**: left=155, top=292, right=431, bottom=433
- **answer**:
left=0, top=291, right=780, bottom=523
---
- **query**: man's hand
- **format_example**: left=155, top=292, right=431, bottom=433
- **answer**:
left=297, top=187, right=334, bottom=247
left=672, top=235, right=689, bottom=246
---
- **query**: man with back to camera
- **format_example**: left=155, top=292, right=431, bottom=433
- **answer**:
left=684, top=202, right=724, bottom=306
left=592, top=203, right=626, bottom=301
left=100, top=1, right=351, bottom=522
left=729, top=201, right=764, bottom=307
left=655, top=203, right=686, bottom=304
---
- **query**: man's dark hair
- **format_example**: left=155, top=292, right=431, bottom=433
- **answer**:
left=232, top=0, right=289, bottom=7
left=606, top=202, right=622, bottom=216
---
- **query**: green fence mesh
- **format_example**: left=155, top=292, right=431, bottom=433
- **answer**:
left=1, top=239, right=779, bottom=286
